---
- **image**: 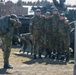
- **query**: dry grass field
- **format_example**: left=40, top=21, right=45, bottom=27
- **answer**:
left=0, top=46, right=74, bottom=75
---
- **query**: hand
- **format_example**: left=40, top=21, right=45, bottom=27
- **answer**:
left=65, top=20, right=69, bottom=24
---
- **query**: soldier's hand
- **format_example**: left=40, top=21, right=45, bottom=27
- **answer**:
left=65, top=20, right=69, bottom=24
left=10, top=18, right=16, bottom=23
left=14, top=21, right=22, bottom=28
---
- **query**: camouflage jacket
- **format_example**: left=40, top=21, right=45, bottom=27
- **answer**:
left=58, top=19, right=71, bottom=37
left=43, top=17, right=52, bottom=35
left=29, top=15, right=44, bottom=36
left=1, top=18, right=21, bottom=39
left=52, top=14, right=60, bottom=35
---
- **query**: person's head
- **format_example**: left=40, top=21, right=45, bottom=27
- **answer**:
left=60, top=13, right=65, bottom=20
left=35, top=9, right=41, bottom=16
left=45, top=12, right=51, bottom=19
left=52, top=8, right=58, bottom=15
left=10, top=14, right=17, bottom=20
left=10, top=14, right=18, bottom=26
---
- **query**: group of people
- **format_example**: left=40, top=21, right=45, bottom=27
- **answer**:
left=0, top=8, right=70, bottom=69
left=29, top=8, right=70, bottom=61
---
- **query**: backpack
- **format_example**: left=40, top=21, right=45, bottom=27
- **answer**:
left=0, top=16, right=10, bottom=35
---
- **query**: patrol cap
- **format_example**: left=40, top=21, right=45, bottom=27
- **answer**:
left=45, top=12, right=51, bottom=15
left=35, top=9, right=41, bottom=12
left=52, top=8, right=58, bottom=11
left=10, top=14, right=17, bottom=19
left=60, top=13, right=65, bottom=16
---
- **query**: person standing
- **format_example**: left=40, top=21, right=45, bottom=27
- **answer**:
left=1, top=14, right=21, bottom=69
left=58, top=13, right=71, bottom=61
left=52, top=8, right=60, bottom=59
left=43, top=12, right=53, bottom=59
left=29, top=9, right=44, bottom=59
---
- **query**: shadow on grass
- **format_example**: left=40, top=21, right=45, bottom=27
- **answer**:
left=0, top=68, right=11, bottom=74
left=23, top=58, right=67, bottom=65
left=14, top=52, right=67, bottom=65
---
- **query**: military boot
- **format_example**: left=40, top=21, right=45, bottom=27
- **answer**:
left=4, top=64, right=13, bottom=69
left=66, top=55, right=69, bottom=62
left=49, top=53, right=51, bottom=59
left=45, top=54, right=48, bottom=59
left=60, top=55, right=65, bottom=60
left=56, top=53, right=61, bottom=60
left=33, top=54, right=37, bottom=59
left=51, top=54, right=56, bottom=59
left=38, top=53, right=43, bottom=59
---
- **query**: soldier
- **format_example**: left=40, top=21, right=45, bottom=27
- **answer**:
left=52, top=8, right=60, bottom=59
left=29, top=9, right=44, bottom=59
left=1, top=14, right=21, bottom=69
left=58, top=13, right=70, bottom=61
left=43, top=12, right=53, bottom=59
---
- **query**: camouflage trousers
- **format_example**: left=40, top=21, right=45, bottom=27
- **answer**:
left=64, top=36, right=70, bottom=57
left=58, top=35, right=70, bottom=56
left=58, top=36, right=66, bottom=55
left=1, top=36, right=12, bottom=65
left=52, top=34, right=59, bottom=53
left=32, top=35, right=44, bottom=55
left=44, top=35, right=53, bottom=55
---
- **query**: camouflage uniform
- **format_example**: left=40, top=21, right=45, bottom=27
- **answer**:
left=58, top=19, right=66, bottom=55
left=1, top=15, right=21, bottom=68
left=29, top=15, right=44, bottom=59
left=64, top=22, right=70, bottom=61
left=43, top=16, right=53, bottom=58
left=58, top=18, right=70, bottom=61
left=52, top=14, right=60, bottom=54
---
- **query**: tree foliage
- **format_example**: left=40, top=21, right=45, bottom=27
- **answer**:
left=17, top=0, right=23, bottom=6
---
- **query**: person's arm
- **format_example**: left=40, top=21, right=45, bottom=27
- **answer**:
left=64, top=19, right=71, bottom=34
left=14, top=19, right=22, bottom=28
left=29, top=18, right=34, bottom=35
left=10, top=18, right=22, bottom=28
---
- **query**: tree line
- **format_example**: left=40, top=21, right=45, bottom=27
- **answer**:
left=16, top=0, right=51, bottom=6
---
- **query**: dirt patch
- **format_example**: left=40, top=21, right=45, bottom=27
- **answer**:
left=0, top=47, right=73, bottom=75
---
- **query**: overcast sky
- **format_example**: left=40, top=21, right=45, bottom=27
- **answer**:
left=5, top=0, right=75, bottom=5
